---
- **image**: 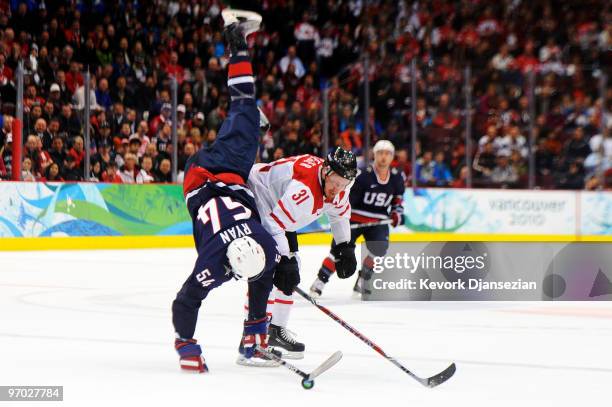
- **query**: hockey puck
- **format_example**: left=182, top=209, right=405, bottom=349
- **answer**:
left=301, top=378, right=314, bottom=390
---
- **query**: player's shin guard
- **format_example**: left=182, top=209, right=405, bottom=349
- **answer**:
left=175, top=337, right=209, bottom=373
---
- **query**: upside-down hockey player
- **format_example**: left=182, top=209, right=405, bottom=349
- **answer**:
left=310, top=140, right=405, bottom=297
left=172, top=9, right=286, bottom=373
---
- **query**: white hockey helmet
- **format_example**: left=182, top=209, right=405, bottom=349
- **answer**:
left=227, top=236, right=266, bottom=281
left=373, top=139, right=395, bottom=155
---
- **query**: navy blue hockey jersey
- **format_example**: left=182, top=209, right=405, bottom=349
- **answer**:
left=349, top=166, right=405, bottom=224
left=188, top=190, right=280, bottom=284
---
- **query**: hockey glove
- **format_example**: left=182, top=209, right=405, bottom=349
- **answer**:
left=273, top=255, right=300, bottom=296
left=332, top=242, right=357, bottom=279
left=391, top=211, right=402, bottom=227
left=241, top=317, right=269, bottom=358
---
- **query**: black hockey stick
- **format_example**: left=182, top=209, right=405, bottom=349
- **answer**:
left=255, top=345, right=343, bottom=390
left=294, top=287, right=456, bottom=388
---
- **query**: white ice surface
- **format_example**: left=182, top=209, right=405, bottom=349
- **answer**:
left=1, top=246, right=610, bottom=407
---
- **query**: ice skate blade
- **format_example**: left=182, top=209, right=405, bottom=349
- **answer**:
left=221, top=9, right=262, bottom=36
left=236, top=355, right=280, bottom=367
left=268, top=347, right=304, bottom=360
left=309, top=290, right=321, bottom=299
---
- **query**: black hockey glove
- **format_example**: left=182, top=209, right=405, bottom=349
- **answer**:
left=273, top=256, right=300, bottom=296
left=332, top=242, right=357, bottom=279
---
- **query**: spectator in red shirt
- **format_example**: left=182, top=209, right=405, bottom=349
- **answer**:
left=65, top=61, right=84, bottom=95
left=513, top=40, right=540, bottom=74
left=25, top=135, right=52, bottom=178
left=0, top=53, right=13, bottom=85
left=432, top=94, right=460, bottom=129
left=101, top=161, right=123, bottom=183
left=68, top=136, right=85, bottom=169
left=166, top=51, right=185, bottom=85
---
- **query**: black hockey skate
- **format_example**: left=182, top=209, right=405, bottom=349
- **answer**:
left=353, top=269, right=373, bottom=297
left=222, top=9, right=262, bottom=55
left=268, top=324, right=305, bottom=360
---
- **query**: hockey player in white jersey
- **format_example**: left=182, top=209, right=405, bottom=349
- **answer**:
left=245, top=148, right=358, bottom=359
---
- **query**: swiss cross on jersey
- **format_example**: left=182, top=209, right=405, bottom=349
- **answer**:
left=350, top=166, right=405, bottom=224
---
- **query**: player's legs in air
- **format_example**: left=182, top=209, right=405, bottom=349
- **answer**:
left=172, top=9, right=279, bottom=373
left=182, top=9, right=269, bottom=191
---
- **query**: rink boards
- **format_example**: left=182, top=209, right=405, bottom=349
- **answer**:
left=0, top=181, right=611, bottom=250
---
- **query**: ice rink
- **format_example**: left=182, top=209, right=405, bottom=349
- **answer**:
left=1, top=245, right=610, bottom=406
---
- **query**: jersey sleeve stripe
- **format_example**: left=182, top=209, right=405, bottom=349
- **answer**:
left=270, top=212, right=286, bottom=229
left=278, top=200, right=296, bottom=223
left=338, top=204, right=350, bottom=217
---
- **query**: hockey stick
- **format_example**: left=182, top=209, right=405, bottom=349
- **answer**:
left=294, top=287, right=456, bottom=388
left=298, top=219, right=393, bottom=235
left=255, top=345, right=343, bottom=390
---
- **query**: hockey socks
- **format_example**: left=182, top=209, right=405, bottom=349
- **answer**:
left=227, top=55, right=255, bottom=101
left=317, top=255, right=336, bottom=283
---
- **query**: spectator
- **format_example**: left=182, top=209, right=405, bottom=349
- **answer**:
left=473, top=141, right=497, bottom=179
left=432, top=151, right=453, bottom=186
left=491, top=155, right=518, bottom=186
left=43, top=162, right=63, bottom=182
left=557, top=162, right=586, bottom=190
left=68, top=136, right=85, bottom=170
left=21, top=157, right=36, bottom=181
left=62, top=155, right=82, bottom=181
left=416, top=151, right=435, bottom=185
left=155, top=158, right=172, bottom=183
left=101, top=161, right=122, bottom=183
left=90, top=160, right=103, bottom=182
left=24, top=135, right=52, bottom=178
left=139, top=155, right=156, bottom=183
left=564, top=127, right=591, bottom=164
left=118, top=153, right=143, bottom=184
left=279, top=46, right=306, bottom=79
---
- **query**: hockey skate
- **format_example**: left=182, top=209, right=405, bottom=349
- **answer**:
left=309, top=277, right=326, bottom=298
left=222, top=9, right=262, bottom=55
left=236, top=318, right=280, bottom=367
left=236, top=339, right=281, bottom=367
left=175, top=338, right=209, bottom=373
left=268, top=324, right=305, bottom=359
left=353, top=269, right=373, bottom=297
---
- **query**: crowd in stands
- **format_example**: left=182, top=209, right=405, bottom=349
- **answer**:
left=0, top=0, right=610, bottom=190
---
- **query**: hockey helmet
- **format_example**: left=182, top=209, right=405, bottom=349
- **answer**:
left=373, top=139, right=395, bottom=155
left=325, top=147, right=357, bottom=181
left=227, top=236, right=266, bottom=281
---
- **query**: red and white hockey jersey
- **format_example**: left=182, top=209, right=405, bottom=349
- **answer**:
left=248, top=155, right=351, bottom=254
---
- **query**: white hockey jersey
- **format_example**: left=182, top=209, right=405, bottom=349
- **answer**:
left=248, top=155, right=351, bottom=255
